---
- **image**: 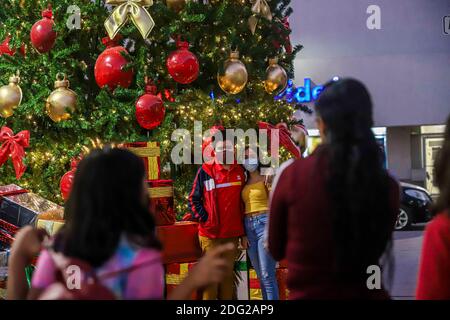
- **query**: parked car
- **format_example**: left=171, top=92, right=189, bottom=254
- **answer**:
left=395, top=182, right=433, bottom=231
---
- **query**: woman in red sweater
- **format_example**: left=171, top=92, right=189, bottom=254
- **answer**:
left=269, top=78, right=399, bottom=299
left=416, top=115, right=450, bottom=300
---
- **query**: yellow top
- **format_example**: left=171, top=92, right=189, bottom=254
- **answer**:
left=242, top=181, right=269, bottom=214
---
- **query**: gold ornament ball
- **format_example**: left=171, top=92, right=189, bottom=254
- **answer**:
left=264, top=58, right=288, bottom=94
left=46, top=73, right=77, bottom=122
left=218, top=51, right=248, bottom=95
left=0, top=72, right=23, bottom=118
left=166, top=0, right=186, bottom=12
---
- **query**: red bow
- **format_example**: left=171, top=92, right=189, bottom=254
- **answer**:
left=272, top=17, right=292, bottom=54
left=258, top=122, right=301, bottom=158
left=0, top=36, right=26, bottom=57
left=281, top=17, right=293, bottom=54
left=0, top=36, right=15, bottom=56
left=0, top=126, right=30, bottom=179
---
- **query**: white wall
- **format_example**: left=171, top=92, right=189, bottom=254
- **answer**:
left=290, top=0, right=450, bottom=128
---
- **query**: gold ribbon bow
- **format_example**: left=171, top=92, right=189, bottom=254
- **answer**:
left=248, top=0, right=272, bottom=34
left=104, top=0, right=155, bottom=40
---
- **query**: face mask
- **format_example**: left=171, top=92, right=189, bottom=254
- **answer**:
left=243, top=158, right=258, bottom=172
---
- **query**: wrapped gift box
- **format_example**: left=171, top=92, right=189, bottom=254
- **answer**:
left=0, top=185, right=63, bottom=228
left=147, top=179, right=176, bottom=226
left=165, top=262, right=202, bottom=300
left=235, top=250, right=249, bottom=300
left=124, top=142, right=161, bottom=180
left=249, top=268, right=290, bottom=300
left=0, top=250, right=9, bottom=282
left=0, top=249, right=9, bottom=299
left=156, top=221, right=202, bottom=265
left=249, top=269, right=262, bottom=300
left=36, top=209, right=65, bottom=236
left=37, top=219, right=65, bottom=236
left=0, top=218, right=17, bottom=247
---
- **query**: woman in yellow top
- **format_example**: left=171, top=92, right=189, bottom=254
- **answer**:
left=241, top=147, right=279, bottom=300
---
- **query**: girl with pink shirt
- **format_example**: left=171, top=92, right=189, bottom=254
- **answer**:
left=7, top=148, right=234, bottom=300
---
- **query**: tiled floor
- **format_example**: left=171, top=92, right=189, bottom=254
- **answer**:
left=390, top=224, right=426, bottom=300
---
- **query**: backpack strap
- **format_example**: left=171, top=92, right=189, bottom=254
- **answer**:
left=45, top=247, right=161, bottom=283
left=96, top=256, right=161, bottom=281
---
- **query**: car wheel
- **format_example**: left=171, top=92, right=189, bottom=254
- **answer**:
left=395, top=207, right=412, bottom=231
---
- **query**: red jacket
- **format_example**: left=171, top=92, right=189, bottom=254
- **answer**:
left=188, top=163, right=245, bottom=239
left=416, top=212, right=450, bottom=300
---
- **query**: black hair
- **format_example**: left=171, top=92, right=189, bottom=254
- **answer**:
left=433, top=114, right=450, bottom=215
left=54, top=148, right=161, bottom=267
left=315, top=78, right=393, bottom=282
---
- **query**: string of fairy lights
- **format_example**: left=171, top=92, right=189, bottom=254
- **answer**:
left=1, top=0, right=300, bottom=210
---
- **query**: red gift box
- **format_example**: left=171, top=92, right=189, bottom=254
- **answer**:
left=156, top=221, right=202, bottom=264
left=147, top=179, right=176, bottom=226
left=0, top=184, right=62, bottom=228
left=165, top=262, right=202, bottom=300
left=0, top=219, right=18, bottom=246
left=124, top=142, right=161, bottom=180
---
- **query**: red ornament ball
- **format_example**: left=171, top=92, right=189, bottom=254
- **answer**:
left=94, top=37, right=134, bottom=90
left=166, top=40, right=199, bottom=84
left=60, top=158, right=79, bottom=201
left=30, top=6, right=57, bottom=54
left=135, top=84, right=165, bottom=130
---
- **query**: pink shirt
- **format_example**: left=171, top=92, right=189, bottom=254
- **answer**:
left=32, top=237, right=164, bottom=300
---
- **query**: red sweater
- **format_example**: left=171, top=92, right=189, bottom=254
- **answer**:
left=416, top=212, right=450, bottom=300
left=269, top=146, right=399, bottom=299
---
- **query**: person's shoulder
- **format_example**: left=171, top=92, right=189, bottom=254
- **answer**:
left=278, top=158, right=295, bottom=174
left=386, top=172, right=400, bottom=186
left=288, top=148, right=322, bottom=172
left=234, top=163, right=245, bottom=174
left=198, top=164, right=212, bottom=179
left=386, top=173, right=401, bottom=193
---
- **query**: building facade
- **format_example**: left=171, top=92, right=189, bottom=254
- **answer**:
left=291, top=0, right=449, bottom=195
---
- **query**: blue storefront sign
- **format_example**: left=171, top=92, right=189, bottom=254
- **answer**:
left=275, top=78, right=326, bottom=103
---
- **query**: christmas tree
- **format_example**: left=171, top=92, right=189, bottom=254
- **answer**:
left=0, top=0, right=304, bottom=216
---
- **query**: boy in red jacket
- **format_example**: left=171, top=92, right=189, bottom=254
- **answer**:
left=188, top=134, right=246, bottom=300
